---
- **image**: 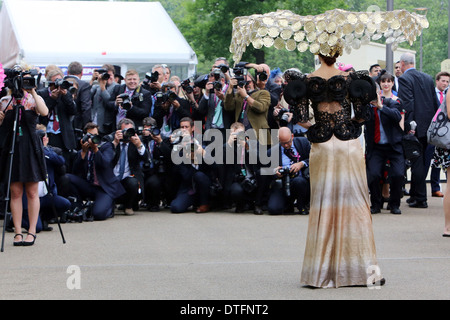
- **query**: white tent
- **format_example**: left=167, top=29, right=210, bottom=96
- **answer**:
left=0, top=0, right=197, bottom=79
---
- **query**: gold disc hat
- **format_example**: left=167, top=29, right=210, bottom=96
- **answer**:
left=229, top=8, right=429, bottom=63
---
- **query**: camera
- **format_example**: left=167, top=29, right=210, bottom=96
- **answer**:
left=117, top=92, right=142, bottom=110
left=155, top=91, right=177, bottom=106
left=81, top=133, right=102, bottom=145
left=95, top=68, right=111, bottom=81
left=4, top=66, right=41, bottom=97
left=256, top=70, right=268, bottom=81
left=181, top=78, right=194, bottom=94
left=278, top=166, right=291, bottom=197
left=121, top=127, right=136, bottom=142
left=143, top=70, right=159, bottom=86
left=140, top=125, right=161, bottom=137
left=215, top=64, right=229, bottom=74
left=241, top=176, right=257, bottom=193
left=232, top=67, right=248, bottom=88
left=278, top=108, right=290, bottom=126
left=212, top=81, right=222, bottom=92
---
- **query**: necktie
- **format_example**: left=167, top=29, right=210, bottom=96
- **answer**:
left=440, top=91, right=444, bottom=104
left=87, top=151, right=94, bottom=183
left=118, top=143, right=127, bottom=180
left=241, top=101, right=250, bottom=128
left=52, top=111, right=59, bottom=132
left=284, top=147, right=299, bottom=164
left=374, top=107, right=381, bottom=144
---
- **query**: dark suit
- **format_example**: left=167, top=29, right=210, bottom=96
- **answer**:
left=112, top=140, right=147, bottom=210
left=68, top=141, right=125, bottom=220
left=108, top=85, right=152, bottom=130
left=73, top=78, right=92, bottom=131
left=398, top=68, right=439, bottom=203
left=365, top=98, right=405, bottom=210
left=37, top=87, right=77, bottom=151
left=267, top=137, right=311, bottom=214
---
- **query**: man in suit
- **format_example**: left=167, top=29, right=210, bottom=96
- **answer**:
left=267, top=127, right=311, bottom=215
left=397, top=52, right=439, bottom=208
left=67, top=61, right=92, bottom=131
left=89, top=64, right=118, bottom=137
left=170, top=117, right=212, bottom=214
left=37, top=67, right=77, bottom=171
left=110, top=118, right=148, bottom=215
left=365, top=89, right=404, bottom=214
left=429, top=71, right=450, bottom=198
left=224, top=70, right=271, bottom=146
left=67, top=122, right=125, bottom=221
left=109, top=69, right=152, bottom=131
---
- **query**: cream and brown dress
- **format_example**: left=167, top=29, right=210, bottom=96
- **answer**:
left=290, top=71, right=382, bottom=288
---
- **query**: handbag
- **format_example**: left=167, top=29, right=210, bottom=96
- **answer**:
left=427, top=99, right=450, bottom=149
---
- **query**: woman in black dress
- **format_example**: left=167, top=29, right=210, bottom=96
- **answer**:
left=0, top=71, right=48, bottom=246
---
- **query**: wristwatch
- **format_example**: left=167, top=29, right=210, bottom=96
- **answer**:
left=244, top=95, right=250, bottom=100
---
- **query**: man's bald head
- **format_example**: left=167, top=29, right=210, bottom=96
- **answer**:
left=279, top=127, right=293, bottom=148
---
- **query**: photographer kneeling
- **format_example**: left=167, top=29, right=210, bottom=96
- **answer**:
left=110, top=118, right=147, bottom=215
left=67, top=122, right=125, bottom=221
left=268, top=127, right=311, bottom=215
left=140, top=117, right=172, bottom=212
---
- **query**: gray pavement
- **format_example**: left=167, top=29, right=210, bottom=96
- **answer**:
left=0, top=184, right=449, bottom=301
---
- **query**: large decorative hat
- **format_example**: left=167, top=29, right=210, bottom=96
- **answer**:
left=229, top=8, right=429, bottom=63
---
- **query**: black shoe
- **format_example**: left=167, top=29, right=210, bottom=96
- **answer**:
left=148, top=205, right=160, bottom=212
left=406, top=197, right=414, bottom=204
left=253, top=206, right=263, bottom=215
left=370, top=207, right=381, bottom=214
left=390, top=207, right=402, bottom=214
left=42, top=220, right=53, bottom=231
left=299, top=207, right=309, bottom=215
left=23, top=233, right=36, bottom=246
left=408, top=200, right=428, bottom=208
left=13, top=234, right=23, bottom=247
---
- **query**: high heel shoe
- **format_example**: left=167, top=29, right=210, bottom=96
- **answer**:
left=23, top=233, right=36, bottom=246
left=13, top=234, right=23, bottom=247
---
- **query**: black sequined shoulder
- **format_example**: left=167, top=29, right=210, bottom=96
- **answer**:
left=285, top=71, right=375, bottom=143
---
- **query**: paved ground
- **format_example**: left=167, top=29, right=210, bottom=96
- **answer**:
left=0, top=184, right=449, bottom=303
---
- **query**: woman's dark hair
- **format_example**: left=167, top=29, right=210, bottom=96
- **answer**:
left=319, top=53, right=338, bottom=67
left=377, top=69, right=394, bottom=84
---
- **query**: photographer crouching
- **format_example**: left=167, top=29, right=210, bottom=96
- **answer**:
left=140, top=117, right=173, bottom=212
left=109, top=118, right=147, bottom=215
left=0, top=65, right=48, bottom=246
left=67, top=122, right=125, bottom=221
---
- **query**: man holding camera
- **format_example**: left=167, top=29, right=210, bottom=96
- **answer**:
left=90, top=64, right=118, bottom=136
left=111, top=118, right=148, bottom=215
left=224, top=65, right=271, bottom=146
left=153, top=82, right=191, bottom=139
left=67, top=61, right=92, bottom=131
left=170, top=117, right=212, bottom=213
left=109, top=69, right=152, bottom=130
left=140, top=117, right=173, bottom=212
left=38, top=67, right=77, bottom=170
left=267, top=127, right=311, bottom=215
left=67, top=122, right=125, bottom=221
left=222, top=122, right=265, bottom=214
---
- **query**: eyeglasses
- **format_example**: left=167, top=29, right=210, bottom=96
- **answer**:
left=215, top=57, right=227, bottom=62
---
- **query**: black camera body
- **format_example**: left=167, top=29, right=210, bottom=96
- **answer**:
left=143, top=70, right=159, bottom=85
left=155, top=91, right=177, bottom=106
left=278, top=166, right=292, bottom=197
left=233, top=67, right=248, bottom=88
left=121, top=127, right=136, bottom=142
left=118, top=92, right=142, bottom=110
left=4, top=66, right=41, bottom=97
left=81, top=133, right=102, bottom=145
left=181, top=78, right=194, bottom=94
left=278, top=108, right=290, bottom=126
left=95, top=68, right=111, bottom=81
left=256, top=70, right=268, bottom=81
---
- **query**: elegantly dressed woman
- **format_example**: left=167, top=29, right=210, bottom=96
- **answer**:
left=229, top=8, right=428, bottom=288
left=283, top=42, right=384, bottom=287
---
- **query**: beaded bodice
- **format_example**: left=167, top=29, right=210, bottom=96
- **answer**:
left=288, top=71, right=375, bottom=143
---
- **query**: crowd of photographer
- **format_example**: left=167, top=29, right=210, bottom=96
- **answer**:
left=0, top=57, right=313, bottom=241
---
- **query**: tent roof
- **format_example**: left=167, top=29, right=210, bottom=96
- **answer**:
left=0, top=0, right=197, bottom=66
